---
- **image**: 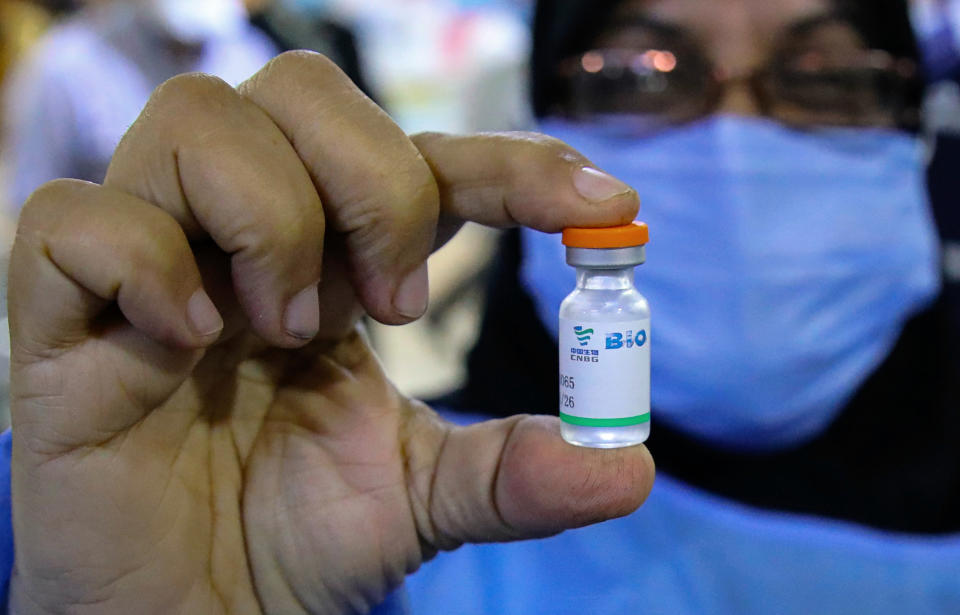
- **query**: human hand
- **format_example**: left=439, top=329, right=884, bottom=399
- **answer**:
left=8, top=52, right=653, bottom=614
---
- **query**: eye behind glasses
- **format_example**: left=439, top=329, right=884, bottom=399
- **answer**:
left=554, top=46, right=921, bottom=132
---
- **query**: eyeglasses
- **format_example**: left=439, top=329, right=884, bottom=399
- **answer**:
left=554, top=46, right=921, bottom=131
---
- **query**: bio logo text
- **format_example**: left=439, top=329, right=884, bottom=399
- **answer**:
left=606, top=329, right=647, bottom=350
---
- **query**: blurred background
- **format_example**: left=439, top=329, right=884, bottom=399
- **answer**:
left=0, top=0, right=959, bottom=422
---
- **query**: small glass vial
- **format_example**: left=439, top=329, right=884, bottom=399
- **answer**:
left=558, top=222, right=650, bottom=448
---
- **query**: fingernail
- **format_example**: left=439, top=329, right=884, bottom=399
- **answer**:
left=187, top=289, right=223, bottom=338
left=573, top=166, right=632, bottom=203
left=284, top=284, right=320, bottom=340
left=393, top=263, right=429, bottom=319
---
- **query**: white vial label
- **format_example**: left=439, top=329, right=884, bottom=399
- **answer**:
left=558, top=317, right=650, bottom=427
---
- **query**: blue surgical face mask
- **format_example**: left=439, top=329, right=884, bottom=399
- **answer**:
left=523, top=116, right=941, bottom=450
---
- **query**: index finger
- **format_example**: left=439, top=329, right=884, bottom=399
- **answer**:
left=237, top=52, right=638, bottom=325
left=412, top=131, right=639, bottom=243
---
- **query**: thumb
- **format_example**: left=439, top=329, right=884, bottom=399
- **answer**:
left=413, top=413, right=655, bottom=552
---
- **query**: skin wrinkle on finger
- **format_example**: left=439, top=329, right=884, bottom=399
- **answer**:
left=487, top=417, right=526, bottom=541
left=411, top=126, right=641, bottom=248
left=105, top=72, right=327, bottom=347
left=494, top=417, right=655, bottom=534
left=426, top=417, right=526, bottom=549
left=238, top=51, right=440, bottom=324
left=177, top=143, right=323, bottom=285
left=408, top=411, right=654, bottom=555
left=10, top=255, right=97, bottom=360
left=410, top=131, right=640, bottom=232
left=10, top=181, right=210, bottom=355
left=412, top=132, right=532, bottom=228
left=116, top=74, right=243, bottom=220
left=238, top=51, right=639, bottom=325
left=399, top=404, right=453, bottom=557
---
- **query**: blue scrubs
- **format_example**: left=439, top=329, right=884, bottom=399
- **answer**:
left=406, top=412, right=960, bottom=615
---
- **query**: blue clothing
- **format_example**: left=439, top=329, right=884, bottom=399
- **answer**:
left=0, top=431, right=12, bottom=613
left=0, top=429, right=406, bottom=614
left=402, top=410, right=960, bottom=615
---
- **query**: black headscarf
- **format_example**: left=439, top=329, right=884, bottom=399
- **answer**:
left=531, top=0, right=923, bottom=117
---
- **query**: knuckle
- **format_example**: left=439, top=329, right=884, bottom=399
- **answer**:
left=240, top=50, right=364, bottom=130
left=506, top=132, right=587, bottom=195
left=480, top=132, right=584, bottom=187
left=18, top=183, right=195, bottom=286
left=148, top=72, right=239, bottom=120
left=122, top=211, right=190, bottom=277
left=142, top=205, right=188, bottom=246
left=244, top=207, right=305, bottom=247
left=410, top=131, right=447, bottom=147
left=350, top=166, right=439, bottom=239
left=253, top=182, right=324, bottom=240
left=19, top=179, right=92, bottom=232
left=508, top=131, right=578, bottom=161
left=393, top=164, right=441, bottom=222
left=344, top=186, right=439, bottom=272
left=227, top=203, right=324, bottom=269
left=522, top=131, right=583, bottom=165
left=242, top=51, right=351, bottom=105
left=261, top=50, right=345, bottom=87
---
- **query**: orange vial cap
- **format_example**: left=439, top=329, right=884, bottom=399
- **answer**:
left=562, top=221, right=649, bottom=249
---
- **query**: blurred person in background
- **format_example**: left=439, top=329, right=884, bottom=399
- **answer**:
left=409, top=0, right=960, bottom=613
left=0, top=0, right=372, bottom=213
left=912, top=0, right=960, bottom=277
left=247, top=0, right=374, bottom=97
left=1, top=0, right=277, bottom=212
left=308, top=0, right=532, bottom=134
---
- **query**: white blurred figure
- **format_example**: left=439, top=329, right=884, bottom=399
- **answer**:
left=320, top=1, right=529, bottom=395
left=317, top=0, right=531, bottom=134
left=1, top=0, right=278, bottom=213
left=911, top=0, right=960, bottom=138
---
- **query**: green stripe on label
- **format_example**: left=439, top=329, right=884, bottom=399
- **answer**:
left=559, top=413, right=651, bottom=427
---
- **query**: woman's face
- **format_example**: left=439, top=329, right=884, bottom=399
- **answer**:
left=565, top=0, right=908, bottom=128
